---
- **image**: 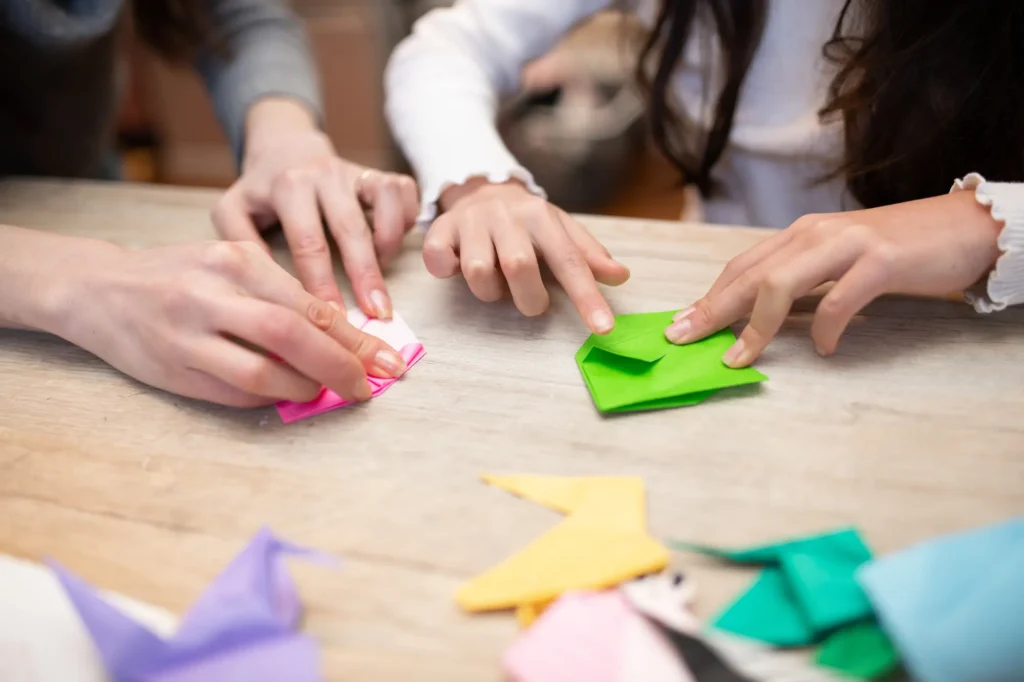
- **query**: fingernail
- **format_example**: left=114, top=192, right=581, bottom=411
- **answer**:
left=328, top=301, right=342, bottom=312
left=814, top=343, right=828, bottom=357
left=665, top=319, right=693, bottom=344
left=591, top=310, right=615, bottom=334
left=673, top=306, right=695, bottom=322
left=370, top=290, right=392, bottom=319
left=354, top=379, right=373, bottom=401
left=373, top=348, right=405, bottom=378
left=722, top=338, right=747, bottom=368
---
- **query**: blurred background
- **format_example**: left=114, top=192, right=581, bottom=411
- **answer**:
left=115, top=1, right=687, bottom=221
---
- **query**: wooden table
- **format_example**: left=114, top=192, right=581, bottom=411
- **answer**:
left=2, top=179, right=1023, bottom=680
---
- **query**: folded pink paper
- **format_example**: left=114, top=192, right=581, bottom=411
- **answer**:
left=276, top=310, right=425, bottom=423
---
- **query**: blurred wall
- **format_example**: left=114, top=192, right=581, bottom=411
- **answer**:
left=127, top=0, right=405, bottom=187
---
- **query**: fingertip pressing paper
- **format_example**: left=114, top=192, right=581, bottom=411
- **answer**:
left=575, top=311, right=766, bottom=413
left=276, top=309, right=425, bottom=423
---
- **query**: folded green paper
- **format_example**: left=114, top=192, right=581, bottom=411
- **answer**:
left=671, top=527, right=901, bottom=679
left=575, top=311, right=767, bottom=413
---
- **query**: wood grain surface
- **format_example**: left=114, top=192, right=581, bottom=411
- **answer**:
left=2, top=179, right=1023, bottom=681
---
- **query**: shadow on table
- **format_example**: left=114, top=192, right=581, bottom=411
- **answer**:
left=437, top=272, right=562, bottom=340
left=0, top=329, right=322, bottom=431
left=763, top=293, right=1024, bottom=368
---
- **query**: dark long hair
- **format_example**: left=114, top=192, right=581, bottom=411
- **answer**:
left=636, top=0, right=1024, bottom=208
left=132, top=0, right=217, bottom=61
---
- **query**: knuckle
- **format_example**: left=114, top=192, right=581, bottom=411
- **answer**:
left=802, top=218, right=840, bottom=246
left=692, top=299, right=716, bottom=329
left=733, top=270, right=761, bottom=297
left=791, top=213, right=827, bottom=232
left=160, top=280, right=199, bottom=316
left=719, top=255, right=745, bottom=281
left=841, top=222, right=876, bottom=246
left=866, top=241, right=899, bottom=270
left=272, top=167, right=309, bottom=194
left=334, top=210, right=369, bottom=238
left=291, top=232, right=330, bottom=258
left=816, top=292, right=849, bottom=321
left=464, top=258, right=494, bottom=280
left=239, top=360, right=276, bottom=396
left=556, top=245, right=587, bottom=272
left=398, top=175, right=417, bottom=193
left=200, top=241, right=249, bottom=278
left=742, top=324, right=769, bottom=349
left=760, top=269, right=791, bottom=297
left=501, top=251, right=535, bottom=277
left=305, top=299, right=338, bottom=332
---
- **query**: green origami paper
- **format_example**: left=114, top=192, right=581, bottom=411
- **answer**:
left=713, top=567, right=815, bottom=647
left=671, top=528, right=876, bottom=645
left=575, top=311, right=767, bottom=413
left=815, top=621, right=900, bottom=679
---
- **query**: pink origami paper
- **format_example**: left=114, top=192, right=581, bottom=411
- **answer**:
left=50, top=528, right=334, bottom=682
left=276, top=309, right=426, bottom=423
left=504, top=590, right=695, bottom=682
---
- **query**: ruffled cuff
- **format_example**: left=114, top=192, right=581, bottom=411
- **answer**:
left=417, top=167, right=547, bottom=226
left=949, top=172, right=1024, bottom=313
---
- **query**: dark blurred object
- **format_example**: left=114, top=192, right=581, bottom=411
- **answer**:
left=499, top=82, right=645, bottom=213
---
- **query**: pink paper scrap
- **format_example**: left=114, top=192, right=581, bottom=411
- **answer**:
left=505, top=589, right=697, bottom=682
left=276, top=310, right=425, bottom=423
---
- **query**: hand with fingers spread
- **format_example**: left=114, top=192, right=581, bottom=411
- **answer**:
left=211, top=98, right=419, bottom=319
left=55, top=239, right=406, bottom=408
left=665, top=191, right=1003, bottom=366
left=427, top=178, right=631, bottom=333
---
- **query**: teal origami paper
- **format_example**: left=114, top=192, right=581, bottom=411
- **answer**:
left=575, top=311, right=767, bottom=413
left=671, top=527, right=899, bottom=679
left=858, top=517, right=1024, bottom=682
left=673, top=527, right=875, bottom=641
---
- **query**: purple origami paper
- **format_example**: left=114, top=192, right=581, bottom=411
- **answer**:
left=49, top=528, right=333, bottom=682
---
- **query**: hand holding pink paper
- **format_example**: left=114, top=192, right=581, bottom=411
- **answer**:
left=276, top=309, right=425, bottom=423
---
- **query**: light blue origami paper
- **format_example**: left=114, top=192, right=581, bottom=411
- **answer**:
left=858, top=517, right=1024, bottom=682
left=50, top=527, right=334, bottom=682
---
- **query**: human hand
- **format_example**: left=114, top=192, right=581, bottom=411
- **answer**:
left=211, top=98, right=419, bottom=319
left=665, top=191, right=1002, bottom=366
left=429, top=178, right=630, bottom=333
left=57, top=240, right=407, bottom=407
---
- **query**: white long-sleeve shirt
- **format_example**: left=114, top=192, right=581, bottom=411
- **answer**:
left=385, top=0, right=1024, bottom=312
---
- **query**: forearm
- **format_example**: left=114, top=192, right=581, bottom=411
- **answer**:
left=0, top=225, right=116, bottom=333
left=197, top=0, right=323, bottom=164
left=385, top=0, right=611, bottom=220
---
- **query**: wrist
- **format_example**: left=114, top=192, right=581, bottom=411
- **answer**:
left=243, top=97, right=321, bottom=168
left=0, top=225, right=124, bottom=336
left=45, top=239, right=126, bottom=341
left=439, top=176, right=529, bottom=212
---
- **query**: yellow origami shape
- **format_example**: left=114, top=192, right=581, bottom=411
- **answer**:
left=456, top=475, right=670, bottom=617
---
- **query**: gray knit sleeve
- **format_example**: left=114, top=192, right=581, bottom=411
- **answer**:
left=196, top=0, right=324, bottom=167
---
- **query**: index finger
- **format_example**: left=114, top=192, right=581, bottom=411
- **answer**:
left=236, top=255, right=407, bottom=380
left=318, top=179, right=392, bottom=320
left=213, top=296, right=373, bottom=402
left=536, top=210, right=615, bottom=334
left=271, top=171, right=345, bottom=307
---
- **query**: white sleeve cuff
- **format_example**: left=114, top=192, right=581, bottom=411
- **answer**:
left=417, top=166, right=547, bottom=226
left=949, top=172, right=1024, bottom=313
